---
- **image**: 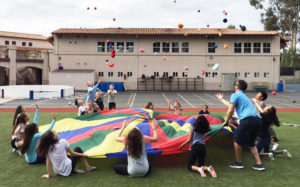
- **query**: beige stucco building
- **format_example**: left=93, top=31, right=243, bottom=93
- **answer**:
left=49, top=28, right=285, bottom=90
left=0, top=31, right=53, bottom=85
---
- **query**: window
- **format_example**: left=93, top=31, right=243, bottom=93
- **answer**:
left=117, top=42, right=124, bottom=52
left=97, top=42, right=105, bottom=52
left=127, top=72, right=133, bottom=77
left=244, top=72, right=250, bottom=78
left=162, top=42, right=170, bottom=53
left=244, top=43, right=251, bottom=53
left=205, top=72, right=211, bottom=77
left=234, top=43, right=242, bottom=53
left=5, top=41, right=9, bottom=45
left=254, top=72, right=260, bottom=78
left=235, top=72, right=240, bottom=78
left=212, top=72, right=218, bottom=78
left=154, top=72, right=159, bottom=77
left=98, top=72, right=104, bottom=77
left=264, top=72, right=270, bottom=78
left=29, top=42, right=33, bottom=47
left=108, top=72, right=113, bottom=77
left=263, top=43, right=271, bottom=53
left=107, top=42, right=114, bottom=52
left=254, top=43, right=261, bottom=53
left=12, top=41, right=16, bottom=45
left=182, top=42, right=189, bottom=53
left=163, top=72, right=169, bottom=77
left=22, top=42, right=26, bottom=46
left=118, top=72, right=123, bottom=77
left=208, top=42, right=215, bottom=53
left=172, top=42, right=179, bottom=53
left=173, top=72, right=178, bottom=77
left=182, top=72, right=188, bottom=77
left=153, top=42, right=160, bottom=53
left=126, top=42, right=134, bottom=52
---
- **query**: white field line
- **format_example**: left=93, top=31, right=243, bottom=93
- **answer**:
left=130, top=93, right=136, bottom=107
left=176, top=93, right=196, bottom=108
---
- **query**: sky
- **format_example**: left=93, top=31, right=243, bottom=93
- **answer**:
left=0, top=0, right=265, bottom=36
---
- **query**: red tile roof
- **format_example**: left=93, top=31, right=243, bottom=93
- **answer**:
left=0, top=31, right=48, bottom=40
left=52, top=28, right=280, bottom=36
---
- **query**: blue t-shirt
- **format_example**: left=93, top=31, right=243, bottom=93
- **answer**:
left=86, top=85, right=101, bottom=103
left=230, top=90, right=260, bottom=120
left=190, top=125, right=205, bottom=146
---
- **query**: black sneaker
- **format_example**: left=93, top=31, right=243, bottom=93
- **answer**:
left=252, top=164, right=265, bottom=171
left=229, top=162, right=244, bottom=169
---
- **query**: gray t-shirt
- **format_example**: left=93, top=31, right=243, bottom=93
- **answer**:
left=48, top=139, right=72, bottom=177
left=125, top=136, right=151, bottom=177
left=108, top=90, right=117, bottom=103
left=260, top=101, right=266, bottom=109
left=190, top=125, right=205, bottom=146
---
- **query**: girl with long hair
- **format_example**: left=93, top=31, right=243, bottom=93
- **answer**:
left=252, top=100, right=292, bottom=160
left=115, top=119, right=158, bottom=177
left=179, top=115, right=217, bottom=178
left=11, top=104, right=39, bottom=155
left=21, top=113, right=56, bottom=164
left=36, top=130, right=96, bottom=178
left=13, top=105, right=26, bottom=127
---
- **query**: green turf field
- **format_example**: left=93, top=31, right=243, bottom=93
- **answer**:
left=0, top=112, right=299, bottom=187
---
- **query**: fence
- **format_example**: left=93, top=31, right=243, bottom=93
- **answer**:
left=137, top=78, right=203, bottom=91
left=0, top=85, right=75, bottom=99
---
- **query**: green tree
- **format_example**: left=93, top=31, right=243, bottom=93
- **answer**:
left=227, top=24, right=236, bottom=29
left=249, top=0, right=300, bottom=67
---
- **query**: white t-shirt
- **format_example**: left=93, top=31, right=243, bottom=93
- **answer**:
left=78, top=106, right=87, bottom=116
left=108, top=90, right=117, bottom=103
left=48, top=139, right=72, bottom=177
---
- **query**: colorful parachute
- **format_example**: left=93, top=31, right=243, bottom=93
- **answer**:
left=39, top=108, right=235, bottom=158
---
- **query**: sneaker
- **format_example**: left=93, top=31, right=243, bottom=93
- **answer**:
left=198, top=167, right=207, bottom=178
left=208, top=166, right=217, bottom=178
left=17, top=150, right=23, bottom=156
left=272, top=143, right=279, bottom=151
left=73, top=169, right=86, bottom=174
left=252, top=164, right=265, bottom=171
left=229, top=162, right=244, bottom=169
left=284, top=150, right=292, bottom=158
left=12, top=148, right=16, bottom=153
left=86, top=166, right=96, bottom=172
left=268, top=153, right=275, bottom=161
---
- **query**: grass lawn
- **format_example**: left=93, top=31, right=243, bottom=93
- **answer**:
left=0, top=111, right=299, bottom=187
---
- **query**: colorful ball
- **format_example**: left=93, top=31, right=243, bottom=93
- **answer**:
left=113, top=18, right=116, bottom=21
left=94, top=7, right=97, bottom=10
left=106, top=40, right=111, bottom=43
left=218, top=32, right=223, bottom=37
left=213, top=44, right=218, bottom=49
left=206, top=24, right=210, bottom=28
left=197, top=9, right=201, bottom=13
left=292, top=100, right=296, bottom=103
left=184, top=66, right=189, bottom=71
left=223, top=18, right=228, bottom=23
left=218, top=84, right=222, bottom=87
left=162, top=56, right=167, bottom=62
left=178, top=23, right=184, bottom=29
left=201, top=70, right=206, bottom=75
left=109, top=63, right=114, bottom=67
left=223, top=43, right=228, bottom=49
left=139, top=49, right=145, bottom=53
left=105, top=59, right=109, bottom=62
left=212, top=64, right=219, bottom=71
left=272, top=91, right=277, bottom=96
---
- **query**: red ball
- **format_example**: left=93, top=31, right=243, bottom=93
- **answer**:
left=113, top=18, right=116, bottom=21
left=272, top=91, right=277, bottom=96
left=94, top=7, right=97, bottom=10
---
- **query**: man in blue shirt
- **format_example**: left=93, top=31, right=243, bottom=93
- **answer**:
left=215, top=80, right=264, bottom=171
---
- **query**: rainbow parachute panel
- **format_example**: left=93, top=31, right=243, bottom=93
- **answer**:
left=39, top=108, right=235, bottom=158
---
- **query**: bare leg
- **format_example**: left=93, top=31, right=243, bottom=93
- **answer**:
left=249, top=146, right=262, bottom=165
left=17, top=140, right=24, bottom=148
left=80, top=157, right=90, bottom=169
left=191, top=165, right=208, bottom=172
left=234, top=142, right=242, bottom=163
left=87, top=103, right=93, bottom=113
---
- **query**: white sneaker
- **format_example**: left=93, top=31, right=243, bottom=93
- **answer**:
left=268, top=153, right=274, bottom=161
left=17, top=150, right=23, bottom=156
left=12, top=148, right=16, bottom=153
left=284, top=150, right=292, bottom=158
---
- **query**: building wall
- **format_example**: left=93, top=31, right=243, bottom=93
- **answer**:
left=0, top=37, right=53, bottom=49
left=51, top=34, right=281, bottom=90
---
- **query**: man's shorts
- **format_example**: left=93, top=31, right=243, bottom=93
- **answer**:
left=233, top=116, right=262, bottom=147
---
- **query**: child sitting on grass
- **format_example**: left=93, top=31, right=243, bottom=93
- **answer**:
left=13, top=105, right=26, bottom=128
left=144, top=102, right=154, bottom=110
left=75, top=99, right=88, bottom=116
left=86, top=80, right=101, bottom=113
left=21, top=113, right=56, bottom=164
left=179, top=115, right=217, bottom=178
left=252, top=100, right=292, bottom=161
left=36, top=130, right=96, bottom=178
left=114, top=120, right=158, bottom=177
left=107, top=84, right=117, bottom=110
left=11, top=104, right=39, bottom=155
left=168, top=98, right=183, bottom=115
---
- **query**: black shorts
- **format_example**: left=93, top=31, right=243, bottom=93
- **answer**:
left=97, top=101, right=104, bottom=111
left=188, top=143, right=206, bottom=170
left=109, top=102, right=116, bottom=110
left=11, top=138, right=19, bottom=149
left=70, top=147, right=83, bottom=173
left=233, top=116, right=262, bottom=147
left=30, top=156, right=46, bottom=164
